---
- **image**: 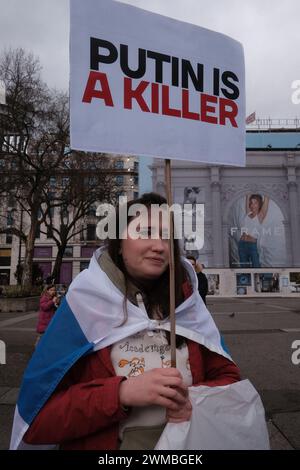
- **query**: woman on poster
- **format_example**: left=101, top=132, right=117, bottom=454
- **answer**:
left=238, top=194, right=269, bottom=268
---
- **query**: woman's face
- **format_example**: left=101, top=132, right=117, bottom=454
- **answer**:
left=47, top=287, right=56, bottom=297
left=249, top=198, right=260, bottom=214
left=121, top=209, right=170, bottom=281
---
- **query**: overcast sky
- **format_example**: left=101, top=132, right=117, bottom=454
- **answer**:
left=0, top=0, right=299, bottom=119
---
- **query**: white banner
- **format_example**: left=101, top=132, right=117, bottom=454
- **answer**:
left=70, top=0, right=245, bottom=165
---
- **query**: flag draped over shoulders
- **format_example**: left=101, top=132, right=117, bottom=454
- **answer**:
left=10, top=247, right=230, bottom=450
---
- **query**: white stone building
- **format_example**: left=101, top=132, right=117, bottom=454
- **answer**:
left=151, top=124, right=300, bottom=296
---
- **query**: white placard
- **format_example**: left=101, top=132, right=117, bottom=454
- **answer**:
left=70, top=0, right=245, bottom=165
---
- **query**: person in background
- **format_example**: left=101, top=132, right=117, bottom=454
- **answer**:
left=35, top=285, right=59, bottom=346
left=186, top=255, right=208, bottom=305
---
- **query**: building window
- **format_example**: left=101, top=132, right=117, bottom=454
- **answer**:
left=7, top=210, right=13, bottom=226
left=64, top=246, right=73, bottom=257
left=116, top=175, right=124, bottom=186
left=114, top=160, right=124, bottom=169
left=11, top=159, right=18, bottom=170
left=6, top=233, right=12, bottom=244
left=4, top=134, right=23, bottom=154
left=88, top=176, right=98, bottom=187
left=33, top=246, right=52, bottom=258
left=87, top=224, right=96, bottom=240
left=87, top=205, right=96, bottom=216
left=80, top=261, right=89, bottom=271
left=62, top=177, right=69, bottom=188
left=2, top=135, right=10, bottom=153
left=81, top=246, right=98, bottom=258
left=0, top=257, right=11, bottom=266
left=0, top=249, right=11, bottom=267
left=0, top=269, right=10, bottom=285
left=50, top=176, right=56, bottom=189
left=134, top=161, right=139, bottom=171
left=134, top=191, right=139, bottom=200
left=134, top=176, right=139, bottom=186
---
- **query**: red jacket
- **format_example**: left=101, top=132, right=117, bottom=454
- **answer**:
left=36, top=294, right=56, bottom=334
left=24, top=341, right=240, bottom=450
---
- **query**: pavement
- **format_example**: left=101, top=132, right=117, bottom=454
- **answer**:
left=0, top=296, right=300, bottom=450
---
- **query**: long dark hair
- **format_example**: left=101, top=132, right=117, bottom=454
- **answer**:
left=106, top=192, right=187, bottom=345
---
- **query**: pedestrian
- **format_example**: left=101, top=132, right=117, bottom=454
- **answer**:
left=186, top=255, right=208, bottom=304
left=35, top=285, right=59, bottom=347
left=11, top=192, right=240, bottom=450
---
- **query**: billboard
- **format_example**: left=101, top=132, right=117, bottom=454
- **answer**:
left=228, top=193, right=286, bottom=268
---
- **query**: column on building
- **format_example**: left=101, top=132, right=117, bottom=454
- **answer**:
left=287, top=180, right=300, bottom=266
left=210, top=167, right=224, bottom=267
left=286, top=154, right=300, bottom=266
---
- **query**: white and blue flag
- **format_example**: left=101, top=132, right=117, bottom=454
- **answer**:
left=10, top=248, right=231, bottom=450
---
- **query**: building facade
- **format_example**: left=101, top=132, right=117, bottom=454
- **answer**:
left=151, top=127, right=300, bottom=296
left=0, top=154, right=139, bottom=286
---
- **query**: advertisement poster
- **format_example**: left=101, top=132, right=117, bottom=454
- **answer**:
left=207, top=274, right=220, bottom=295
left=254, top=273, right=280, bottom=293
left=228, top=193, right=286, bottom=268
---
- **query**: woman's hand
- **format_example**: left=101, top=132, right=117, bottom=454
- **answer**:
left=119, top=368, right=189, bottom=411
left=166, top=397, right=192, bottom=423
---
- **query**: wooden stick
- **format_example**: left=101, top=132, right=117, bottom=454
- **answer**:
left=165, top=159, right=176, bottom=367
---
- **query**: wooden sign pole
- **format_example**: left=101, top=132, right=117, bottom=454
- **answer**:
left=165, top=159, right=176, bottom=367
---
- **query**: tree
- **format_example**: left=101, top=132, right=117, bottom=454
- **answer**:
left=0, top=48, right=69, bottom=287
left=40, top=151, right=116, bottom=284
left=0, top=48, right=121, bottom=287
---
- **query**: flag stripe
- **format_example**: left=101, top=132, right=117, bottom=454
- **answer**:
left=246, top=112, right=256, bottom=124
left=18, top=297, right=94, bottom=424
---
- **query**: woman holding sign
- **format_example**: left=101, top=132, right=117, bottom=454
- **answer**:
left=13, top=193, right=240, bottom=450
